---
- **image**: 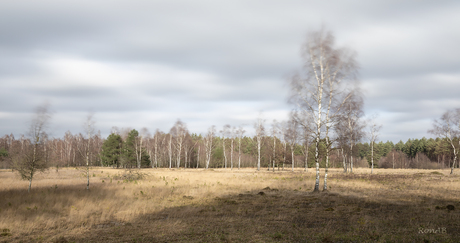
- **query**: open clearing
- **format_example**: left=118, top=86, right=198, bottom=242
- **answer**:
left=0, top=168, right=459, bottom=242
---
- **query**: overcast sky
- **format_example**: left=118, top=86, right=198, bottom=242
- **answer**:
left=1, top=0, right=459, bottom=143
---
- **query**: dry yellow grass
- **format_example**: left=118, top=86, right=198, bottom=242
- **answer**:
left=0, top=167, right=459, bottom=242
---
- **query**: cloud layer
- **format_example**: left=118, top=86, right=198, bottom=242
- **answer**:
left=1, top=0, right=459, bottom=142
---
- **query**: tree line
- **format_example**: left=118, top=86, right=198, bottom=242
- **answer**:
left=1, top=120, right=457, bottom=172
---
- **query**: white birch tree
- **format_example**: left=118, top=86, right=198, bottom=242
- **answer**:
left=335, top=95, right=365, bottom=174
left=82, top=113, right=95, bottom=190
left=220, top=125, right=230, bottom=169
left=12, top=104, right=51, bottom=192
left=286, top=113, right=298, bottom=172
left=204, top=126, right=216, bottom=169
left=367, top=115, right=382, bottom=174
left=230, top=126, right=235, bottom=170
left=168, top=133, right=172, bottom=169
left=289, top=27, right=359, bottom=192
left=271, top=120, right=279, bottom=172
left=429, top=109, right=460, bottom=174
left=236, top=126, right=245, bottom=170
left=170, top=120, right=188, bottom=168
left=254, top=115, right=265, bottom=171
left=296, top=111, right=313, bottom=172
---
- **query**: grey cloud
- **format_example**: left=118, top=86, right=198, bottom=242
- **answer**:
left=1, top=0, right=460, bottom=142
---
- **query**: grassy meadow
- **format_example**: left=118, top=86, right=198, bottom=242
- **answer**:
left=0, top=167, right=459, bottom=242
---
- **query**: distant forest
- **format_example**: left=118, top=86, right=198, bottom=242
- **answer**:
left=0, top=125, right=455, bottom=171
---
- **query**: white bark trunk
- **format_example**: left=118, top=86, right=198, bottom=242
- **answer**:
left=371, top=141, right=374, bottom=174
left=257, top=138, right=261, bottom=171
left=238, top=137, right=241, bottom=170
left=86, top=130, right=90, bottom=190
left=323, top=135, right=329, bottom=191
left=222, top=138, right=227, bottom=169
left=197, top=146, right=200, bottom=168
left=273, top=137, right=276, bottom=172
left=392, top=151, right=394, bottom=169
left=231, top=139, right=234, bottom=170
left=168, top=134, right=172, bottom=169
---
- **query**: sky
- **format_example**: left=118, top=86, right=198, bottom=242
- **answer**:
left=1, top=0, right=460, bottom=143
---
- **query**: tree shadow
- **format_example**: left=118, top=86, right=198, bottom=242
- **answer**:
left=64, top=187, right=460, bottom=243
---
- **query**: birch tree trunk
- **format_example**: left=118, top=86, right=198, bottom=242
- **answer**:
left=231, top=139, right=234, bottom=170
left=392, top=151, right=394, bottom=169
left=283, top=141, right=286, bottom=171
left=236, top=126, right=245, bottom=170
left=291, top=144, right=295, bottom=172
left=450, top=143, right=457, bottom=174
left=222, top=138, right=227, bottom=169
left=350, top=154, right=353, bottom=173
left=184, top=148, right=188, bottom=168
left=83, top=114, right=95, bottom=190
left=257, top=138, right=261, bottom=171
left=204, top=126, right=215, bottom=169
left=177, top=142, right=182, bottom=168
left=197, top=146, right=200, bottom=168
left=273, top=136, right=276, bottom=172
left=371, top=141, right=374, bottom=174
left=368, top=117, right=381, bottom=174
left=137, top=136, right=143, bottom=169
left=304, top=142, right=308, bottom=172
left=154, top=134, right=157, bottom=168
left=238, top=137, right=241, bottom=170
left=313, top=97, right=322, bottom=192
left=168, top=134, right=172, bottom=169
left=255, top=116, right=265, bottom=171
left=323, top=136, right=329, bottom=191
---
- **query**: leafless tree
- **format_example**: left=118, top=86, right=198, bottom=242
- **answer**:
left=135, top=127, right=149, bottom=168
left=170, top=120, right=188, bottom=168
left=183, top=134, right=197, bottom=168
left=12, top=103, right=51, bottom=192
left=204, top=126, right=216, bottom=169
left=367, top=115, right=382, bottom=174
left=336, top=95, right=365, bottom=174
left=153, top=129, right=165, bottom=168
left=334, top=120, right=349, bottom=172
left=168, top=133, right=172, bottom=169
left=153, top=129, right=160, bottom=168
left=254, top=114, right=265, bottom=171
left=82, top=113, right=95, bottom=190
left=296, top=111, right=314, bottom=172
left=279, top=121, right=288, bottom=170
left=271, top=120, right=279, bottom=172
left=429, top=109, right=460, bottom=174
left=196, top=143, right=201, bottom=168
left=289, top=27, right=359, bottom=192
left=230, top=126, right=236, bottom=170
left=286, top=113, right=298, bottom=172
left=220, top=125, right=230, bottom=169
left=236, top=125, right=245, bottom=170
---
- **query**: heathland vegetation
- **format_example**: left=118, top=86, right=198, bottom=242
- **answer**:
left=0, top=168, right=459, bottom=242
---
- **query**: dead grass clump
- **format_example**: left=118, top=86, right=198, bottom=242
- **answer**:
left=111, top=169, right=148, bottom=181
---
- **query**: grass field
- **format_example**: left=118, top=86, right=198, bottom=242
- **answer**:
left=0, top=167, right=459, bottom=242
